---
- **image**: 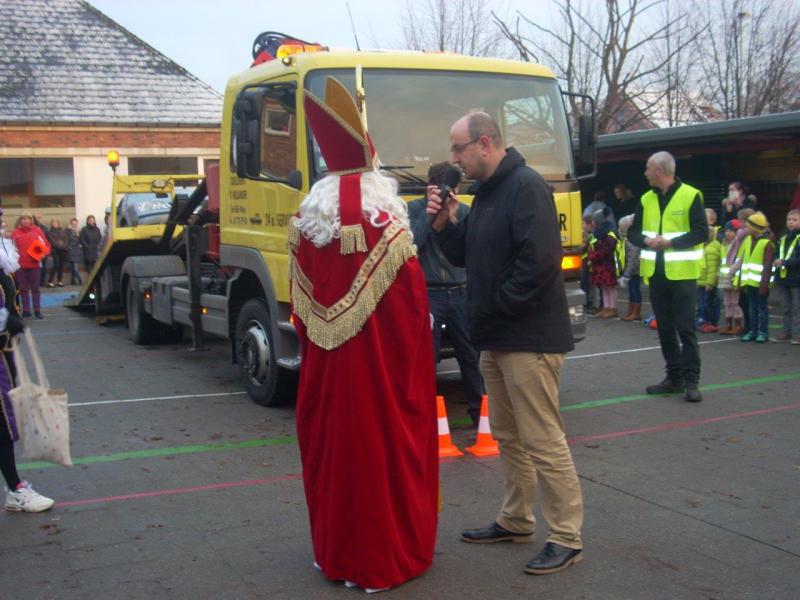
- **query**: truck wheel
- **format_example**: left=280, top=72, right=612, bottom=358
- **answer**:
left=235, top=298, right=294, bottom=407
left=126, top=284, right=158, bottom=344
left=126, top=284, right=183, bottom=345
left=93, top=278, right=104, bottom=315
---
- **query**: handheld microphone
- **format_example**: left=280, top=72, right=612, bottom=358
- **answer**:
left=427, top=166, right=462, bottom=225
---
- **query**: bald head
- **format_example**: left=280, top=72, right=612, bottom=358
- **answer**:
left=648, top=151, right=676, bottom=177
left=644, top=150, right=677, bottom=193
left=450, top=112, right=506, bottom=181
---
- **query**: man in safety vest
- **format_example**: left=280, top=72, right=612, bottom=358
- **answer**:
left=628, top=151, right=708, bottom=402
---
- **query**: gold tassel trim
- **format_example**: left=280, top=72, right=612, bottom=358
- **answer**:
left=290, top=223, right=416, bottom=350
left=339, top=224, right=368, bottom=255
left=287, top=217, right=301, bottom=248
left=286, top=218, right=301, bottom=277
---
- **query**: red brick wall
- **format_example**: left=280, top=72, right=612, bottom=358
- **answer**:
left=0, top=127, right=220, bottom=149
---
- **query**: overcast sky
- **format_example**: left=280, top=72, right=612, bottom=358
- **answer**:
left=87, top=0, right=536, bottom=92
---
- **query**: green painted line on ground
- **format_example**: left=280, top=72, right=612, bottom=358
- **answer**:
left=20, top=372, right=800, bottom=472
left=19, top=436, right=296, bottom=471
left=562, top=371, right=800, bottom=412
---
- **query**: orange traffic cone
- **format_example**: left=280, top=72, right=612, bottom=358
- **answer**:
left=467, top=395, right=499, bottom=457
left=437, top=396, right=463, bottom=458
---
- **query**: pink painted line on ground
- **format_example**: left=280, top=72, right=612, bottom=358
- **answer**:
left=56, top=473, right=302, bottom=508
left=55, top=404, right=800, bottom=508
left=568, top=402, right=800, bottom=445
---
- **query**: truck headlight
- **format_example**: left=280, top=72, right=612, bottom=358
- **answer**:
left=569, top=304, right=585, bottom=323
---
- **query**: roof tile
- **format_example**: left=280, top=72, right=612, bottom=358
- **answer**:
left=0, top=0, right=223, bottom=126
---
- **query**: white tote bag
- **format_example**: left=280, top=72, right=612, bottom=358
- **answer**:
left=8, top=329, right=73, bottom=467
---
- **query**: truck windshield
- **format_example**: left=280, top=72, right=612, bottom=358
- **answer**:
left=306, top=68, right=574, bottom=184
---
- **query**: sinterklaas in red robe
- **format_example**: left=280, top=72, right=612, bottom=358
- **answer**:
left=289, top=211, right=438, bottom=591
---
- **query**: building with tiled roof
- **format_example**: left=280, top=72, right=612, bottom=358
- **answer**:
left=0, top=0, right=222, bottom=231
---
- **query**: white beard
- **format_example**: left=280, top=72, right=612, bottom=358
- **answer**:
left=294, top=170, right=411, bottom=248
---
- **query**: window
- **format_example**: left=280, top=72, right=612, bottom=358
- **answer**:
left=260, top=89, right=297, bottom=178
left=230, top=82, right=298, bottom=181
left=0, top=158, right=75, bottom=208
left=128, top=157, right=198, bottom=175
left=306, top=69, right=574, bottom=182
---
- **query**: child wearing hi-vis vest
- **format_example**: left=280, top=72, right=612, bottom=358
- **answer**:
left=732, top=212, right=775, bottom=343
left=588, top=207, right=622, bottom=318
left=771, top=208, right=800, bottom=344
left=697, top=225, right=722, bottom=333
left=617, top=214, right=642, bottom=321
left=718, top=219, right=744, bottom=334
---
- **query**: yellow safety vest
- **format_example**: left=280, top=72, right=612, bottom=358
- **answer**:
left=735, top=236, right=773, bottom=288
left=776, top=234, right=799, bottom=279
left=639, top=183, right=704, bottom=280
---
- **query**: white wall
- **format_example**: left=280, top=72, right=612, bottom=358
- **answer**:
left=73, top=156, right=115, bottom=226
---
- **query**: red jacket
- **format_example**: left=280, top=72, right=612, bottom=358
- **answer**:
left=11, top=224, right=51, bottom=269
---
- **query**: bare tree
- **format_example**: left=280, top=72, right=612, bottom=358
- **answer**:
left=399, top=0, right=509, bottom=57
left=494, top=0, right=696, bottom=133
left=653, top=0, right=704, bottom=126
left=694, top=0, right=800, bottom=119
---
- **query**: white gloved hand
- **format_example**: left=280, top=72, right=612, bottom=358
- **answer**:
left=0, top=307, right=8, bottom=332
left=618, top=276, right=629, bottom=289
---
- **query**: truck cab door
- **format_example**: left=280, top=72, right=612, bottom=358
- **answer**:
left=226, top=78, right=302, bottom=301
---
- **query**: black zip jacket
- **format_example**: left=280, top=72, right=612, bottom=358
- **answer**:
left=776, top=230, right=800, bottom=287
left=434, top=147, right=574, bottom=353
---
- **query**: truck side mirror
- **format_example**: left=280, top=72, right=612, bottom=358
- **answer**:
left=561, top=90, right=597, bottom=181
left=233, top=93, right=263, bottom=179
left=578, top=113, right=595, bottom=167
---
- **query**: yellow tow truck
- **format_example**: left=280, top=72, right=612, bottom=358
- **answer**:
left=81, top=33, right=596, bottom=407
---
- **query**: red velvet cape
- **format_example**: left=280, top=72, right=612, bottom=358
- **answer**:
left=290, top=215, right=438, bottom=590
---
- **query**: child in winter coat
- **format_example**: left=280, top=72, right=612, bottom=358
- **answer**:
left=617, top=215, right=641, bottom=321
left=588, top=208, right=619, bottom=318
left=718, top=219, right=744, bottom=334
left=734, top=212, right=775, bottom=343
left=579, top=215, right=597, bottom=313
left=697, top=226, right=722, bottom=332
left=771, top=209, right=800, bottom=344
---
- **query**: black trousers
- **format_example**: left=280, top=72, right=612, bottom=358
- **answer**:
left=649, top=274, right=701, bottom=384
left=429, top=286, right=484, bottom=421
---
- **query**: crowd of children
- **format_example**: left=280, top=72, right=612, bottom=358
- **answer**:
left=580, top=195, right=800, bottom=346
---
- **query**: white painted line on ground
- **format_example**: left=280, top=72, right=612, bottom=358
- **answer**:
left=70, top=391, right=247, bottom=407
left=436, top=337, right=737, bottom=375
left=566, top=337, right=736, bottom=360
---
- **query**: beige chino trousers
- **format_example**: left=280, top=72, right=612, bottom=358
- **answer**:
left=479, top=350, right=583, bottom=549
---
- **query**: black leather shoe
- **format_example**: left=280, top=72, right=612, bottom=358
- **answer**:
left=525, top=542, right=583, bottom=575
left=685, top=383, right=702, bottom=403
left=461, top=522, right=534, bottom=544
left=21, top=311, right=32, bottom=318
left=646, top=377, right=685, bottom=395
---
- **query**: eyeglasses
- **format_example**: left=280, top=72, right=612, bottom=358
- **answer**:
left=450, top=138, right=480, bottom=155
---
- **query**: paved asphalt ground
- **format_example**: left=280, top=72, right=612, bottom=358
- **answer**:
left=1, top=293, right=798, bottom=599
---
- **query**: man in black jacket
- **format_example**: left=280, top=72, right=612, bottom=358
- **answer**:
left=427, top=112, right=583, bottom=575
left=408, top=162, right=484, bottom=427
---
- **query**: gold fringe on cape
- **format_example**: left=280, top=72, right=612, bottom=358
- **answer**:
left=290, top=222, right=416, bottom=350
left=339, top=224, right=368, bottom=254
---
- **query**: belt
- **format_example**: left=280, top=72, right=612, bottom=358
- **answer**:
left=428, top=283, right=466, bottom=290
